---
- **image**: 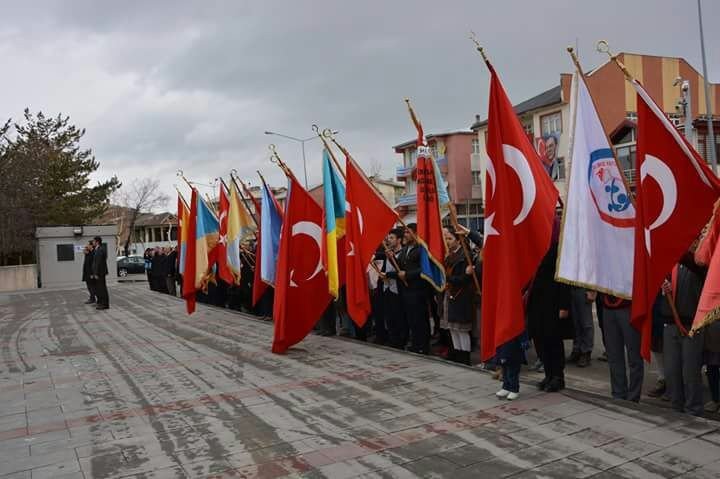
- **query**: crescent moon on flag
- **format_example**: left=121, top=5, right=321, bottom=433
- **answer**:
left=289, top=221, right=323, bottom=286
left=486, top=157, right=497, bottom=200
left=347, top=207, right=364, bottom=257
left=640, top=154, right=677, bottom=255
left=502, top=144, right=537, bottom=226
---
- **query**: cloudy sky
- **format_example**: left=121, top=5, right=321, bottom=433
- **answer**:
left=1, top=0, right=718, bottom=208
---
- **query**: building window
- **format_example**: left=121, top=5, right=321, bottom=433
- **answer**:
left=472, top=171, right=482, bottom=185
left=170, top=228, right=177, bottom=241
left=540, top=111, right=562, bottom=136
left=134, top=229, right=143, bottom=242
left=615, top=145, right=637, bottom=173
left=472, top=138, right=481, bottom=154
left=153, top=227, right=162, bottom=242
left=56, top=244, right=75, bottom=262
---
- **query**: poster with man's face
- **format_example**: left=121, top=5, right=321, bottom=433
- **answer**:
left=538, top=134, right=560, bottom=181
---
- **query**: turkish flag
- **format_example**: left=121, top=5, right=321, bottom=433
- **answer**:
left=631, top=81, right=720, bottom=360
left=345, top=155, right=398, bottom=327
left=481, top=63, right=559, bottom=361
left=216, top=184, right=233, bottom=285
left=182, top=189, right=198, bottom=314
left=272, top=174, right=332, bottom=353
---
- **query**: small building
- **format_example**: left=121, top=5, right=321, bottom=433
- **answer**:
left=35, top=225, right=118, bottom=289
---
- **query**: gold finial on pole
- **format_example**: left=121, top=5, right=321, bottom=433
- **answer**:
left=566, top=46, right=585, bottom=77
left=176, top=169, right=194, bottom=190
left=596, top=40, right=633, bottom=81
left=404, top=98, right=425, bottom=146
left=469, top=31, right=490, bottom=66
left=313, top=124, right=346, bottom=179
left=268, top=144, right=293, bottom=177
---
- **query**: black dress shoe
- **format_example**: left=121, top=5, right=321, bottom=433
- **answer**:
left=84, top=299, right=96, bottom=304
left=96, top=305, right=109, bottom=310
left=537, top=377, right=550, bottom=391
left=567, top=351, right=581, bottom=363
left=546, top=377, right=565, bottom=392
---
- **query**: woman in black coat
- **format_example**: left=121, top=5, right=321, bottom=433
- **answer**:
left=440, top=228, right=476, bottom=365
left=527, top=241, right=573, bottom=392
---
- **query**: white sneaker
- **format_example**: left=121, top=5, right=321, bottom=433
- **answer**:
left=507, top=392, right=519, bottom=401
left=496, top=389, right=510, bottom=398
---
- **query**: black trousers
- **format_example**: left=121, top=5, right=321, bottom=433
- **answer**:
left=384, top=291, right=406, bottom=349
left=95, top=276, right=109, bottom=307
left=539, top=335, right=565, bottom=380
left=403, top=290, right=430, bottom=354
left=85, top=280, right=97, bottom=301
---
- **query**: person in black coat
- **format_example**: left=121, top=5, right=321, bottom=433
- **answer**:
left=526, top=240, right=572, bottom=392
left=386, top=223, right=431, bottom=354
left=165, top=248, right=178, bottom=296
left=91, top=236, right=110, bottom=310
left=440, top=228, right=475, bottom=365
left=81, top=242, right=96, bottom=304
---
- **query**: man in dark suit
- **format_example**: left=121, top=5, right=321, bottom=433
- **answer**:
left=386, top=223, right=430, bottom=354
left=91, top=236, right=110, bottom=310
left=82, top=241, right=96, bottom=304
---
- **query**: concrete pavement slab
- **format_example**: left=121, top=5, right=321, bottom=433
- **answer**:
left=1, top=284, right=719, bottom=478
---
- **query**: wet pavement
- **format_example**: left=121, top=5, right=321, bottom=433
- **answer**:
left=2, top=285, right=720, bottom=478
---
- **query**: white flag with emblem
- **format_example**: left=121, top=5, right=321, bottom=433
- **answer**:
left=556, top=72, right=635, bottom=298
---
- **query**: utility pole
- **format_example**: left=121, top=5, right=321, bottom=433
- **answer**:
left=698, top=0, right=717, bottom=173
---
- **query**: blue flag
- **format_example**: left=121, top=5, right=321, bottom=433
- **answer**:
left=260, top=181, right=283, bottom=285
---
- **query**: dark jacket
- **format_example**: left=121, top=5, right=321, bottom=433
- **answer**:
left=526, top=243, right=573, bottom=340
left=658, top=262, right=705, bottom=328
left=444, top=247, right=474, bottom=324
left=166, top=251, right=177, bottom=277
left=92, top=245, right=108, bottom=277
left=82, top=250, right=94, bottom=282
left=387, top=243, right=426, bottom=293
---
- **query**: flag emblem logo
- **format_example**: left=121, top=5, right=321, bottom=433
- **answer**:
left=588, top=148, right=633, bottom=227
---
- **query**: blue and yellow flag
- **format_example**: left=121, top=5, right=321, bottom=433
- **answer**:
left=195, top=196, right=220, bottom=291
left=322, top=149, right=346, bottom=298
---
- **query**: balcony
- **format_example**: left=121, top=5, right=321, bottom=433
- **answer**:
left=396, top=165, right=414, bottom=180
left=396, top=193, right=417, bottom=207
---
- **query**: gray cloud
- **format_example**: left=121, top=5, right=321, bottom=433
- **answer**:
left=0, top=0, right=717, bottom=204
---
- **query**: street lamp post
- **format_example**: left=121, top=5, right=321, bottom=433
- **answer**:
left=698, top=0, right=717, bottom=173
left=264, top=130, right=339, bottom=189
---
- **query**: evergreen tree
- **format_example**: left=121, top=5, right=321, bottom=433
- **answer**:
left=0, top=109, right=120, bottom=265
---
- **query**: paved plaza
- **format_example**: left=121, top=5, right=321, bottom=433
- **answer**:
left=1, top=285, right=720, bottom=478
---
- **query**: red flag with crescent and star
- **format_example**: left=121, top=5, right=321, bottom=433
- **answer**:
left=345, top=153, right=398, bottom=327
left=630, top=80, right=720, bottom=361
left=216, top=183, right=233, bottom=285
left=481, top=62, right=559, bottom=361
left=272, top=172, right=332, bottom=354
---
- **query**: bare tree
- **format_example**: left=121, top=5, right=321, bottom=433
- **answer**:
left=114, top=178, right=169, bottom=257
left=368, top=157, right=383, bottom=179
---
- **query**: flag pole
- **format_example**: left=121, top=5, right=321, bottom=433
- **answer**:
left=174, top=185, right=190, bottom=211
left=176, top=169, right=195, bottom=191
left=567, top=46, right=635, bottom=207
left=596, top=40, right=686, bottom=326
left=448, top=203, right=482, bottom=295
left=230, top=170, right=260, bottom=228
left=312, top=124, right=346, bottom=179
left=404, top=97, right=452, bottom=254
left=469, top=31, right=491, bottom=68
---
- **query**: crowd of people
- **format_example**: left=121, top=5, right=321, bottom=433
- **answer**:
left=135, top=220, right=720, bottom=418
